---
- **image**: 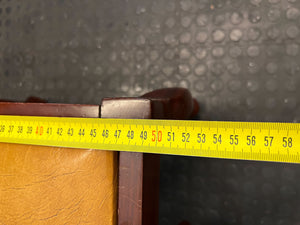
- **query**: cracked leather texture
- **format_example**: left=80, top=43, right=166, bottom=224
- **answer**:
left=0, top=143, right=117, bottom=225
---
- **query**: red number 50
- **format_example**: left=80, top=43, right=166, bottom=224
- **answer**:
left=152, top=130, right=162, bottom=142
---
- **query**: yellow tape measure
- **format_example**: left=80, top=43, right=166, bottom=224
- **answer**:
left=0, top=115, right=299, bottom=163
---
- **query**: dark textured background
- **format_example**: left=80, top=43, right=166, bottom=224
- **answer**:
left=1, top=0, right=300, bottom=224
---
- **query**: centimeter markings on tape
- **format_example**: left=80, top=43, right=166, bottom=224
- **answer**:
left=0, top=115, right=299, bottom=163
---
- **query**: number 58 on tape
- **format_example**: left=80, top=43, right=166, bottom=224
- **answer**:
left=0, top=115, right=299, bottom=164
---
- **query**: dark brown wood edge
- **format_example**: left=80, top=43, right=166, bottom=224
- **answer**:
left=0, top=103, right=99, bottom=118
left=101, top=88, right=199, bottom=225
left=0, top=102, right=118, bottom=225
left=0, top=88, right=198, bottom=225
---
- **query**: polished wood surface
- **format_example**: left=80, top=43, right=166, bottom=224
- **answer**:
left=102, top=88, right=198, bottom=225
left=141, top=87, right=199, bottom=119
left=101, top=98, right=160, bottom=225
left=0, top=102, right=99, bottom=118
left=0, top=88, right=198, bottom=225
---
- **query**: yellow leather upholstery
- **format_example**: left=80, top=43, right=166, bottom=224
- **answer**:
left=0, top=143, right=117, bottom=225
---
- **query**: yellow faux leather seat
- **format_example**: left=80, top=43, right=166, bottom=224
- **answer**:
left=0, top=144, right=117, bottom=224
left=0, top=88, right=197, bottom=225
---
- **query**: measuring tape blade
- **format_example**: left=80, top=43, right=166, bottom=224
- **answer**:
left=0, top=115, right=299, bottom=163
